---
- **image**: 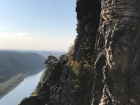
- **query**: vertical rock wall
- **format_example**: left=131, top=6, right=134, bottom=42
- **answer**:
left=92, top=0, right=140, bottom=105
left=73, top=0, right=101, bottom=61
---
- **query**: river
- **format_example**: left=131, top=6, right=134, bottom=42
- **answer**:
left=0, top=69, right=45, bottom=105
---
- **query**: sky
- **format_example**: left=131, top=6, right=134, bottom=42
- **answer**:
left=0, top=0, right=77, bottom=52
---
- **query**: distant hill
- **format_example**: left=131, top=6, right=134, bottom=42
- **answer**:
left=17, top=50, right=67, bottom=58
left=0, top=51, right=46, bottom=83
left=2, top=50, right=67, bottom=58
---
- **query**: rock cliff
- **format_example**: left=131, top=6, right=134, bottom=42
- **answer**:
left=18, top=0, right=140, bottom=105
left=92, top=0, right=140, bottom=105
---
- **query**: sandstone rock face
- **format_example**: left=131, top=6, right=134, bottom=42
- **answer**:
left=101, top=0, right=140, bottom=20
left=92, top=0, right=140, bottom=105
left=18, top=0, right=140, bottom=105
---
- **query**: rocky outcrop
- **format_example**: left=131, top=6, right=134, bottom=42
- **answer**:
left=18, top=96, right=38, bottom=105
left=19, top=0, right=140, bottom=105
left=91, top=0, right=140, bottom=105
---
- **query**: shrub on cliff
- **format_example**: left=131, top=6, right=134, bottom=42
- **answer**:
left=67, top=36, right=96, bottom=100
left=59, top=54, right=68, bottom=61
left=67, top=44, right=74, bottom=57
left=44, top=55, right=58, bottom=68
left=43, top=55, right=58, bottom=82
left=33, top=82, right=43, bottom=95
left=33, top=55, right=59, bottom=95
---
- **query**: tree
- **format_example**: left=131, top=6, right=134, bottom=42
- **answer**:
left=59, top=54, right=68, bottom=61
left=67, top=44, right=74, bottom=57
left=44, top=55, right=58, bottom=69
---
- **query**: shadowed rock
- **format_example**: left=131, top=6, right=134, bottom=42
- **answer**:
left=92, top=0, right=140, bottom=105
left=18, top=0, right=140, bottom=105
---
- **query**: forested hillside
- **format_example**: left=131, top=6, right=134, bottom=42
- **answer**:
left=17, top=50, right=67, bottom=58
left=0, top=51, right=46, bottom=83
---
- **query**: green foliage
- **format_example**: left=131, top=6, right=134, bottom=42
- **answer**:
left=68, top=62, right=80, bottom=78
left=67, top=44, right=74, bottom=57
left=42, top=55, right=58, bottom=82
left=59, top=54, right=68, bottom=61
left=67, top=36, right=96, bottom=98
left=74, top=84, right=80, bottom=90
left=72, top=61, right=81, bottom=77
left=42, top=70, right=50, bottom=82
left=34, top=36, right=97, bottom=98
left=80, top=36, right=96, bottom=51
left=80, top=37, right=91, bottom=51
left=66, top=56, right=74, bottom=68
left=34, top=54, right=69, bottom=95
left=44, top=55, right=58, bottom=68
left=33, top=55, right=60, bottom=96
left=68, top=61, right=81, bottom=91
left=80, top=36, right=96, bottom=63
left=33, top=82, right=43, bottom=95
left=79, top=36, right=96, bottom=79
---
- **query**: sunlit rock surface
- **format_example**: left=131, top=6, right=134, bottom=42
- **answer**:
left=19, top=0, right=140, bottom=105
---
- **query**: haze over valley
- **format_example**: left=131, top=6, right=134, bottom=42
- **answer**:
left=0, top=0, right=76, bottom=105
left=0, top=50, right=66, bottom=99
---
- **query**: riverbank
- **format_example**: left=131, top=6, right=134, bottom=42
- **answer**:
left=0, top=68, right=45, bottom=99
left=0, top=70, right=45, bottom=105
left=0, top=73, right=28, bottom=99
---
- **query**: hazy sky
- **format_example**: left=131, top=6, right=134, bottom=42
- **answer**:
left=0, top=0, right=77, bottom=52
